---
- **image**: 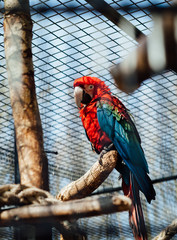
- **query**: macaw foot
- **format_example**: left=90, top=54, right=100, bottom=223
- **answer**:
left=99, top=143, right=116, bottom=165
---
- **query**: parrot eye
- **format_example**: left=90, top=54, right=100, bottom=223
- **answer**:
left=89, top=85, right=94, bottom=89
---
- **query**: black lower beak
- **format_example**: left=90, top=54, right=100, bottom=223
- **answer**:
left=81, top=90, right=92, bottom=104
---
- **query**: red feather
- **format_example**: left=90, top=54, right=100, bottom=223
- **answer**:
left=79, top=99, right=112, bottom=152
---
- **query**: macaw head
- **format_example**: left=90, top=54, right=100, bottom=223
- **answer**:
left=73, top=76, right=110, bottom=108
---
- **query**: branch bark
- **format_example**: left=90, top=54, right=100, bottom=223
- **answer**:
left=57, top=150, right=118, bottom=201
left=110, top=10, right=177, bottom=93
left=152, top=219, right=177, bottom=240
left=0, top=194, right=131, bottom=227
left=4, top=0, right=49, bottom=190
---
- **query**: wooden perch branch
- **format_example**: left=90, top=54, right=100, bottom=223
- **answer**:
left=57, top=150, right=118, bottom=240
left=110, top=10, right=177, bottom=93
left=57, top=150, right=118, bottom=201
left=4, top=0, right=49, bottom=189
left=152, top=219, right=177, bottom=240
left=0, top=194, right=131, bottom=227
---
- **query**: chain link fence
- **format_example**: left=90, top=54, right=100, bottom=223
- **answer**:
left=0, top=0, right=176, bottom=239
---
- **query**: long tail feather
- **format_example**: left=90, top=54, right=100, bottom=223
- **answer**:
left=122, top=173, right=148, bottom=240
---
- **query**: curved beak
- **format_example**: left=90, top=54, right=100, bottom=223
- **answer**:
left=74, top=86, right=93, bottom=108
left=74, top=86, right=83, bottom=108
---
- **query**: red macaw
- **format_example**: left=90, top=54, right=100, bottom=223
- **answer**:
left=73, top=76, right=156, bottom=240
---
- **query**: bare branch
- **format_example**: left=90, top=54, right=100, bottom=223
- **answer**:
left=152, top=219, right=177, bottom=240
left=57, top=150, right=118, bottom=201
left=0, top=194, right=131, bottom=227
left=110, top=10, right=177, bottom=93
left=84, top=0, right=145, bottom=42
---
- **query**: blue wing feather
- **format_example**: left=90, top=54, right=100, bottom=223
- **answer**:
left=97, top=103, right=155, bottom=203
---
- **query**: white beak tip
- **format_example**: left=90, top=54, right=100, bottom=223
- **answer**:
left=74, top=86, right=83, bottom=108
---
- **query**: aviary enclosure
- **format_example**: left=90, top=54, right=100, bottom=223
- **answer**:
left=0, top=0, right=177, bottom=239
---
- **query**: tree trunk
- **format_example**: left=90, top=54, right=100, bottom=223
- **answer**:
left=4, top=0, right=49, bottom=190
left=4, top=1, right=50, bottom=239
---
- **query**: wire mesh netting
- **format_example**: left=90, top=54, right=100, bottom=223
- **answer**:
left=0, top=0, right=177, bottom=239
